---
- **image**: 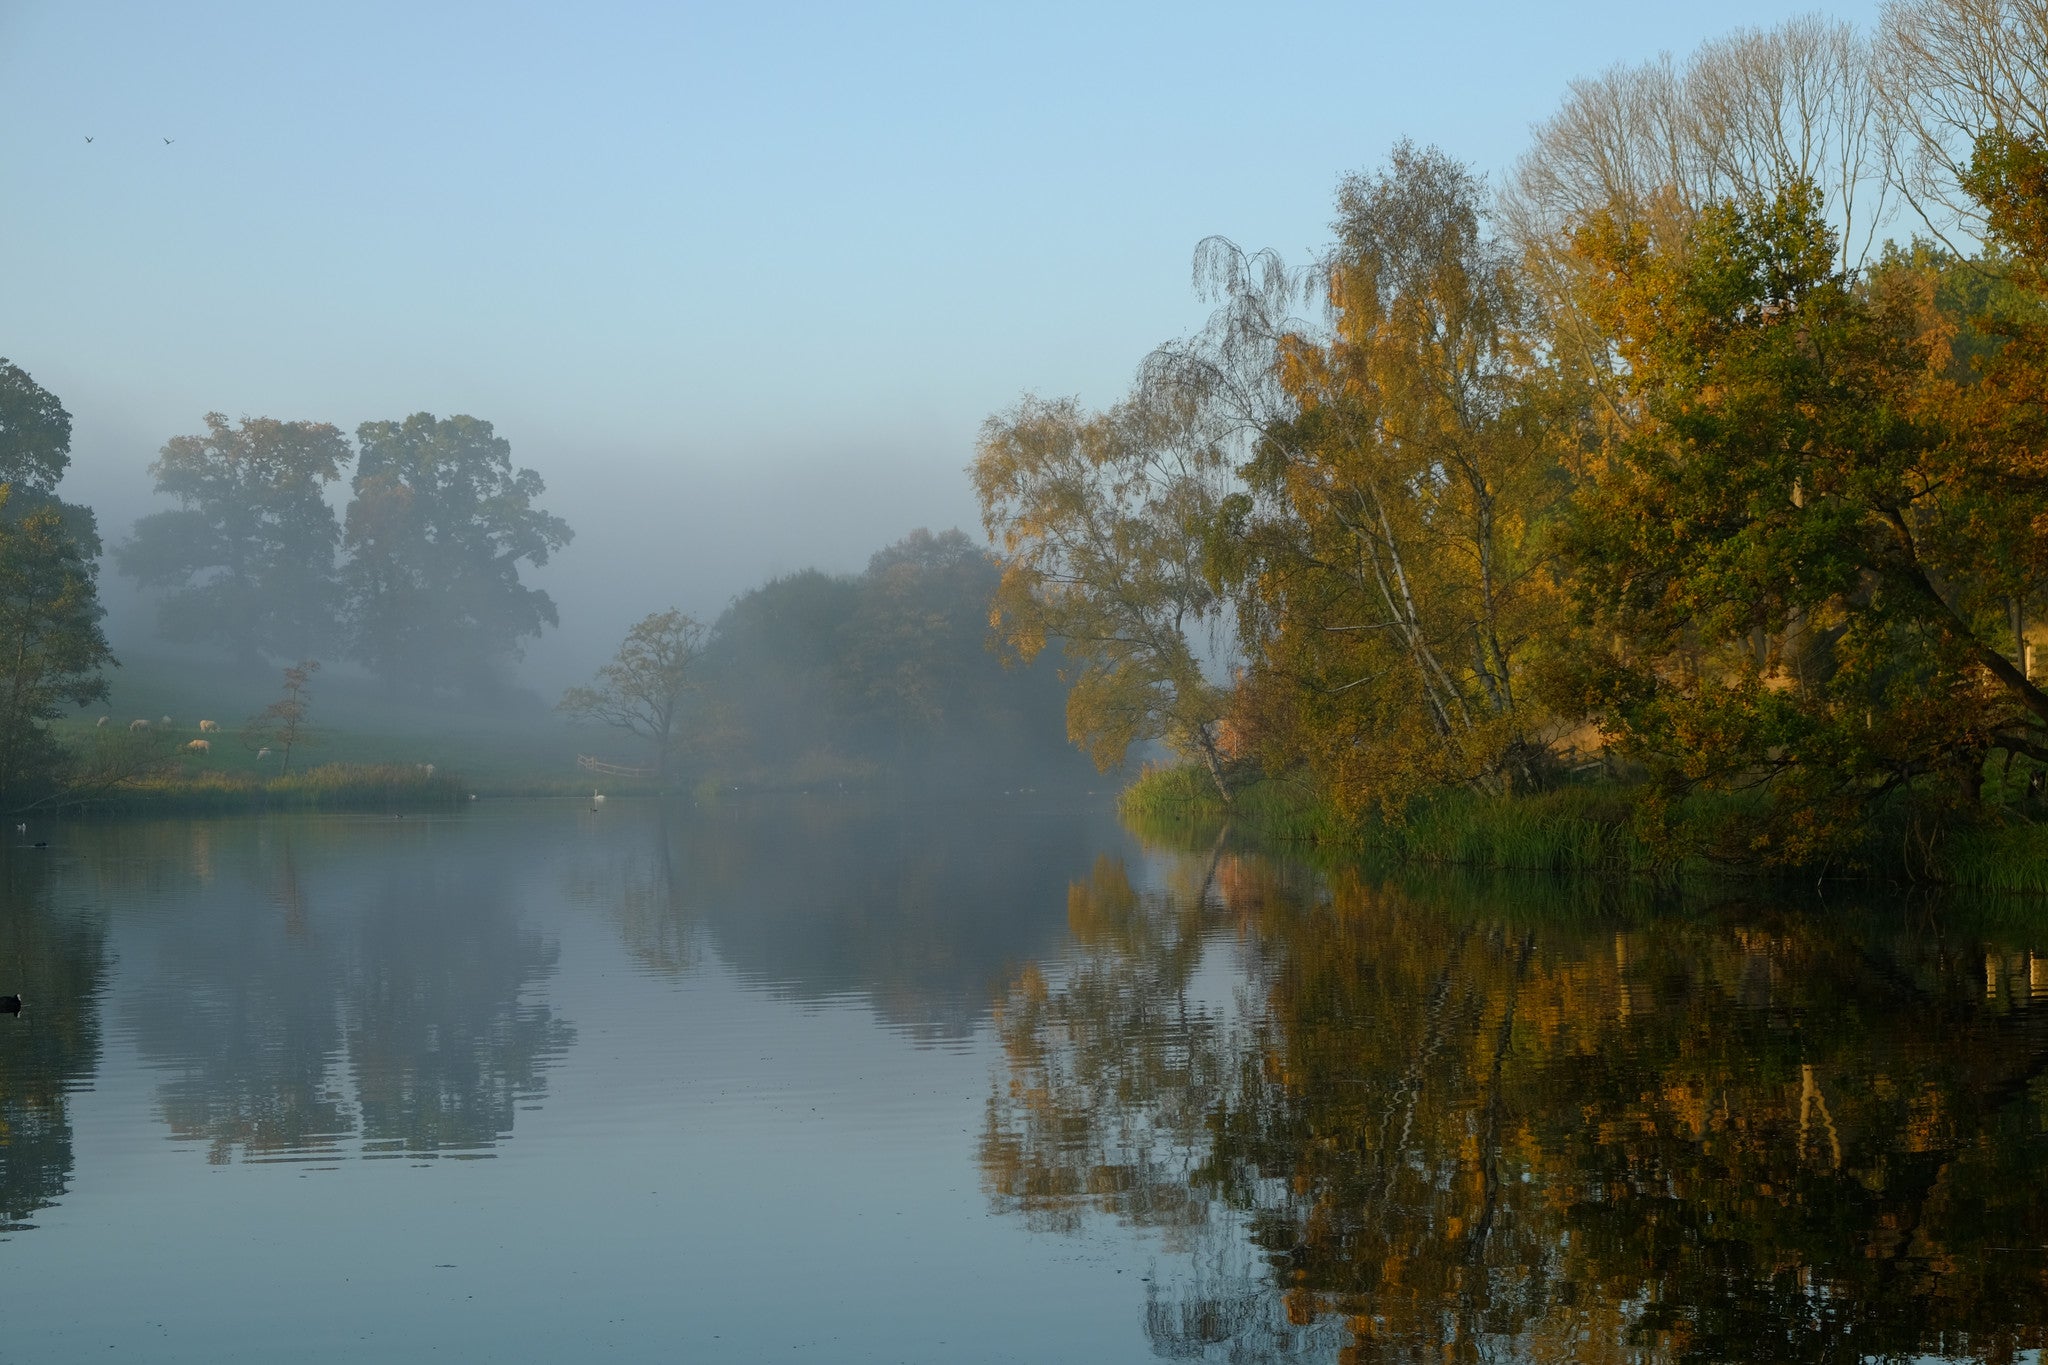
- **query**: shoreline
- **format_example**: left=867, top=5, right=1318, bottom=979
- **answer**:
left=1120, top=763, right=2048, bottom=896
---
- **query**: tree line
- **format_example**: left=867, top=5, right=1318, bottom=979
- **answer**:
left=975, top=2, right=2048, bottom=865
left=0, top=361, right=574, bottom=800
left=117, top=409, right=571, bottom=697
left=560, top=528, right=1084, bottom=788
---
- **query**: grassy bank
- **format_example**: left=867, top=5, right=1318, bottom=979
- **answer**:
left=1121, top=762, right=2048, bottom=893
left=48, top=762, right=476, bottom=814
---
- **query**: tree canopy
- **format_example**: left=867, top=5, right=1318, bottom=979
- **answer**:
left=0, top=363, right=113, bottom=802
left=558, top=609, right=705, bottom=778
left=343, top=413, right=572, bottom=697
left=116, top=413, right=350, bottom=663
left=972, top=4, right=2048, bottom=865
left=630, top=529, right=1081, bottom=788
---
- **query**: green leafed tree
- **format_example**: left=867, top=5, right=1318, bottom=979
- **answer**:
left=0, top=362, right=114, bottom=802
left=1548, top=178, right=2048, bottom=864
left=342, top=413, right=572, bottom=697
left=558, top=609, right=705, bottom=779
left=115, top=413, right=350, bottom=663
left=0, top=358, right=101, bottom=559
left=0, top=492, right=115, bottom=800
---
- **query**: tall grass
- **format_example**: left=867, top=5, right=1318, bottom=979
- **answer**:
left=1121, top=762, right=2048, bottom=893
left=1942, top=821, right=2048, bottom=896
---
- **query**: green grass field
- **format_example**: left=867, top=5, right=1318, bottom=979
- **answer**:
left=55, top=649, right=652, bottom=800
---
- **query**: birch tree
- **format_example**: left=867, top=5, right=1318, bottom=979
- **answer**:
left=973, top=391, right=1236, bottom=799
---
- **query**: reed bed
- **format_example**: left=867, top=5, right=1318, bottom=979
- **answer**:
left=1121, top=762, right=2048, bottom=893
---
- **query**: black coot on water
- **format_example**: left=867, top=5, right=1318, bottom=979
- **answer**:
left=0, top=995, right=21, bottom=1015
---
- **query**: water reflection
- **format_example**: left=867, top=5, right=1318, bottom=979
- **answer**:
left=986, top=844, right=2048, bottom=1362
left=562, top=795, right=1112, bottom=1041
left=0, top=853, right=107, bottom=1230
left=107, top=818, right=573, bottom=1164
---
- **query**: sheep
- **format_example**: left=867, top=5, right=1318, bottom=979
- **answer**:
left=95, top=716, right=108, bottom=728
left=256, top=747, right=270, bottom=759
left=417, top=762, right=435, bottom=776
left=161, top=716, right=172, bottom=726
left=198, top=719, right=220, bottom=733
left=184, top=739, right=210, bottom=754
left=129, top=719, right=149, bottom=732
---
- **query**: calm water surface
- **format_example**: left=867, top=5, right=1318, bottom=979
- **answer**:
left=2, top=797, right=2046, bottom=1362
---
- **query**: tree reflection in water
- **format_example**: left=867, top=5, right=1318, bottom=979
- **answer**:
left=985, top=842, right=2048, bottom=1362
left=0, top=853, right=107, bottom=1231
left=113, top=819, right=574, bottom=1163
left=348, top=849, right=574, bottom=1157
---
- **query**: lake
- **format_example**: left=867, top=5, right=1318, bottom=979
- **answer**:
left=1, top=796, right=2046, bottom=1362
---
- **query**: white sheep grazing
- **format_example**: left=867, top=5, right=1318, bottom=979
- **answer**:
left=129, top=719, right=149, bottom=731
left=256, top=747, right=271, bottom=759
left=198, top=719, right=220, bottom=733
left=184, top=739, right=210, bottom=754
left=95, top=716, right=108, bottom=728
left=161, top=716, right=172, bottom=726
left=420, top=763, right=435, bottom=777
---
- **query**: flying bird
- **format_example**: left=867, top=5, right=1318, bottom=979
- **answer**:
left=162, top=137, right=174, bottom=145
left=84, top=136, right=94, bottom=144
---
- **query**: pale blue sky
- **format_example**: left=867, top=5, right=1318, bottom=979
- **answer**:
left=1, top=0, right=1882, bottom=686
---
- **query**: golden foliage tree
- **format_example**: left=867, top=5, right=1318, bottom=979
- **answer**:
left=973, top=392, right=1237, bottom=797
left=1227, top=144, right=1568, bottom=816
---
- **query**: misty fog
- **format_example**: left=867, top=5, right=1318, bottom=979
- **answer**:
left=3, top=0, right=1885, bottom=708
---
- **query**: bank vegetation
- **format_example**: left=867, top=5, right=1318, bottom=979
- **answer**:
left=977, top=1, right=2048, bottom=886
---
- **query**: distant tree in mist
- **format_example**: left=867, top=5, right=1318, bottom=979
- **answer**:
left=244, top=659, right=319, bottom=775
left=557, top=609, right=705, bottom=778
left=342, top=413, right=571, bottom=698
left=974, top=394, right=1235, bottom=800
left=115, top=413, right=350, bottom=663
left=682, top=528, right=1078, bottom=785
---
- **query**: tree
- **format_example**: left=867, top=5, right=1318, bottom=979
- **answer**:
left=115, top=413, right=350, bottom=662
left=0, top=493, right=115, bottom=800
left=1503, top=16, right=1893, bottom=471
left=973, top=392, right=1236, bottom=799
left=1227, top=144, right=1568, bottom=817
left=246, top=659, right=319, bottom=775
left=343, top=413, right=572, bottom=697
left=1549, top=176, right=2048, bottom=863
left=1880, top=0, right=2048, bottom=242
left=558, top=609, right=705, bottom=779
left=0, top=358, right=100, bottom=559
left=0, top=363, right=114, bottom=802
left=0, top=359, right=75, bottom=497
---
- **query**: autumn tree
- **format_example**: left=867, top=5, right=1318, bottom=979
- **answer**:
left=342, top=413, right=571, bottom=697
left=1223, top=144, right=1568, bottom=816
left=116, top=413, right=350, bottom=662
left=1548, top=173, right=2048, bottom=862
left=1880, top=0, right=2048, bottom=242
left=1503, top=15, right=1894, bottom=466
left=245, top=659, right=319, bottom=775
left=973, top=392, right=1237, bottom=799
left=558, top=609, right=705, bottom=779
